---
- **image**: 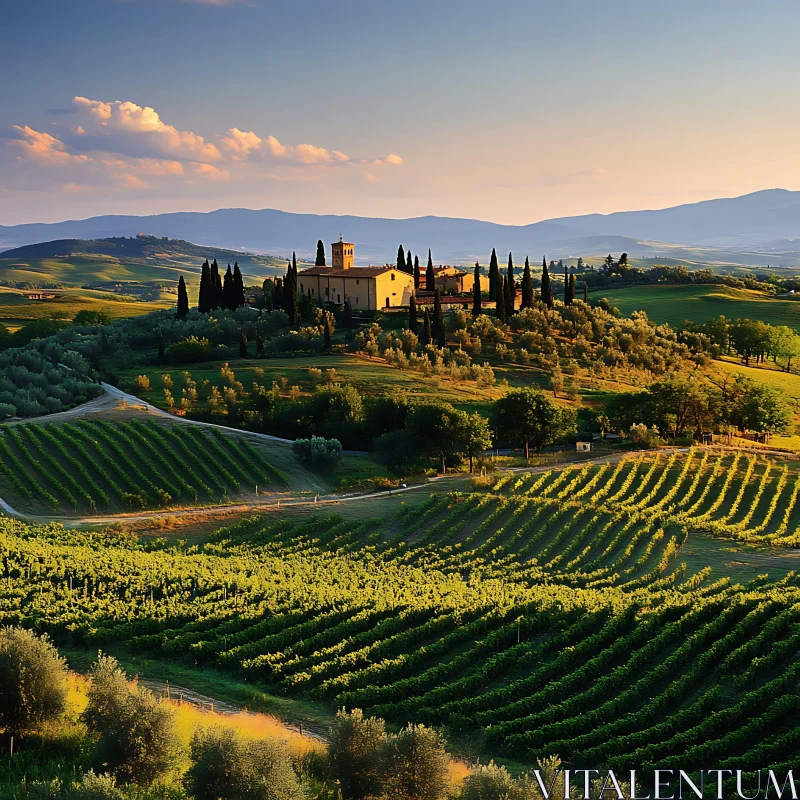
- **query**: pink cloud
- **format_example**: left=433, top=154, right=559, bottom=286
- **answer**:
left=11, top=125, right=90, bottom=165
left=72, top=96, right=222, bottom=162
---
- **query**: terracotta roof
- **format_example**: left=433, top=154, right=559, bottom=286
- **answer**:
left=300, top=266, right=402, bottom=278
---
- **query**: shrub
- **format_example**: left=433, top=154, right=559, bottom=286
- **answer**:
left=328, top=709, right=389, bottom=800
left=0, top=627, right=68, bottom=737
left=458, top=761, right=529, bottom=800
left=132, top=375, right=151, bottom=392
left=83, top=655, right=179, bottom=784
left=629, top=422, right=663, bottom=449
left=383, top=723, right=449, bottom=800
left=68, top=771, right=125, bottom=800
left=293, top=436, right=342, bottom=469
left=185, top=726, right=303, bottom=800
left=73, top=311, right=111, bottom=327
left=168, top=336, right=215, bottom=363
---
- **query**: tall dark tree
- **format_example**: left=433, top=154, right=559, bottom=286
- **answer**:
left=472, top=263, right=482, bottom=316
left=426, top=250, right=435, bottom=292
left=432, top=289, right=445, bottom=346
left=397, top=244, right=406, bottom=274
left=158, top=332, right=166, bottom=363
left=284, top=259, right=298, bottom=323
left=563, top=261, right=569, bottom=304
left=541, top=257, right=553, bottom=309
left=177, top=275, right=189, bottom=318
left=568, top=274, right=576, bottom=306
left=496, top=276, right=507, bottom=324
left=521, top=256, right=533, bottom=310
left=292, top=250, right=297, bottom=273
left=344, top=298, right=354, bottom=331
left=488, top=248, right=499, bottom=301
left=323, top=315, right=332, bottom=350
left=262, top=278, right=273, bottom=311
left=506, top=252, right=515, bottom=315
left=198, top=260, right=211, bottom=313
left=583, top=281, right=588, bottom=303
left=409, top=294, right=418, bottom=334
left=233, top=262, right=245, bottom=307
left=421, top=309, right=433, bottom=346
left=273, top=278, right=283, bottom=311
left=413, top=256, right=421, bottom=291
left=223, top=264, right=235, bottom=311
left=210, top=260, right=222, bottom=309
left=315, top=239, right=326, bottom=266
left=406, top=250, right=413, bottom=275
left=239, top=332, right=248, bottom=358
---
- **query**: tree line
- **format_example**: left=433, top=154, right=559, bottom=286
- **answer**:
left=1, top=626, right=571, bottom=800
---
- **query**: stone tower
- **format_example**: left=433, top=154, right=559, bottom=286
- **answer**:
left=331, top=235, right=354, bottom=270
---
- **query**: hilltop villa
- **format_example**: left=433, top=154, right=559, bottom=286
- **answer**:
left=298, top=236, right=414, bottom=311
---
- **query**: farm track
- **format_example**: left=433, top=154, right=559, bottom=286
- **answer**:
left=0, top=450, right=636, bottom=526
left=139, top=678, right=329, bottom=742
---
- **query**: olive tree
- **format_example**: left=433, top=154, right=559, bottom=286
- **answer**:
left=82, top=655, right=179, bottom=784
left=0, top=627, right=68, bottom=738
left=185, top=726, right=303, bottom=800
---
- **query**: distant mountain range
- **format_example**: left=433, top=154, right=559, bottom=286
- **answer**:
left=4, top=189, right=800, bottom=267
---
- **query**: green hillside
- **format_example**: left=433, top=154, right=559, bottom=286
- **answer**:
left=591, top=283, right=800, bottom=330
left=0, top=417, right=325, bottom=515
left=0, top=234, right=296, bottom=293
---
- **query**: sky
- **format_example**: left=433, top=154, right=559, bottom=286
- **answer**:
left=3, top=0, right=800, bottom=226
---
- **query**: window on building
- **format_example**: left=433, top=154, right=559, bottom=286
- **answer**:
left=391, top=273, right=395, bottom=281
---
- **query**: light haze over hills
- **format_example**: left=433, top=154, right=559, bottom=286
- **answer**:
left=4, top=189, right=800, bottom=267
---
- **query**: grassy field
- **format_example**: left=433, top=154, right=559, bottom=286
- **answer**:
left=591, top=283, right=800, bottom=330
left=115, top=353, right=512, bottom=417
left=0, top=286, right=173, bottom=329
left=5, top=449, right=800, bottom=773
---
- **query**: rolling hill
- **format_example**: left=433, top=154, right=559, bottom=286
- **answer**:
left=5, top=189, right=800, bottom=266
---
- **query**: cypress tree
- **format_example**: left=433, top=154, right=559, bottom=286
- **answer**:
left=583, top=281, right=588, bottom=303
left=177, top=275, right=189, bottom=318
left=563, top=261, right=568, bottom=304
left=198, top=260, right=210, bottom=313
left=223, top=264, right=234, bottom=310
left=472, top=263, right=482, bottom=316
left=421, top=309, right=432, bottom=346
left=315, top=239, right=326, bottom=266
left=233, top=262, right=245, bottom=307
left=262, top=278, right=273, bottom=311
left=426, top=250, right=435, bottom=292
left=406, top=250, right=413, bottom=275
left=541, top=257, right=553, bottom=309
left=409, top=295, right=418, bottom=334
left=210, top=260, right=222, bottom=309
left=432, top=288, right=445, bottom=346
left=323, top=316, right=332, bottom=350
left=567, top=274, right=576, bottom=306
left=506, top=252, right=515, bottom=315
left=521, top=256, right=533, bottom=309
left=343, top=298, right=353, bottom=331
left=273, top=277, right=283, bottom=311
left=239, top=332, right=248, bottom=358
left=488, top=248, right=499, bottom=301
left=285, top=258, right=298, bottom=323
left=496, top=275, right=506, bottom=324
left=158, top=332, right=165, bottom=363
left=413, top=256, right=421, bottom=291
left=397, top=244, right=406, bottom=273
